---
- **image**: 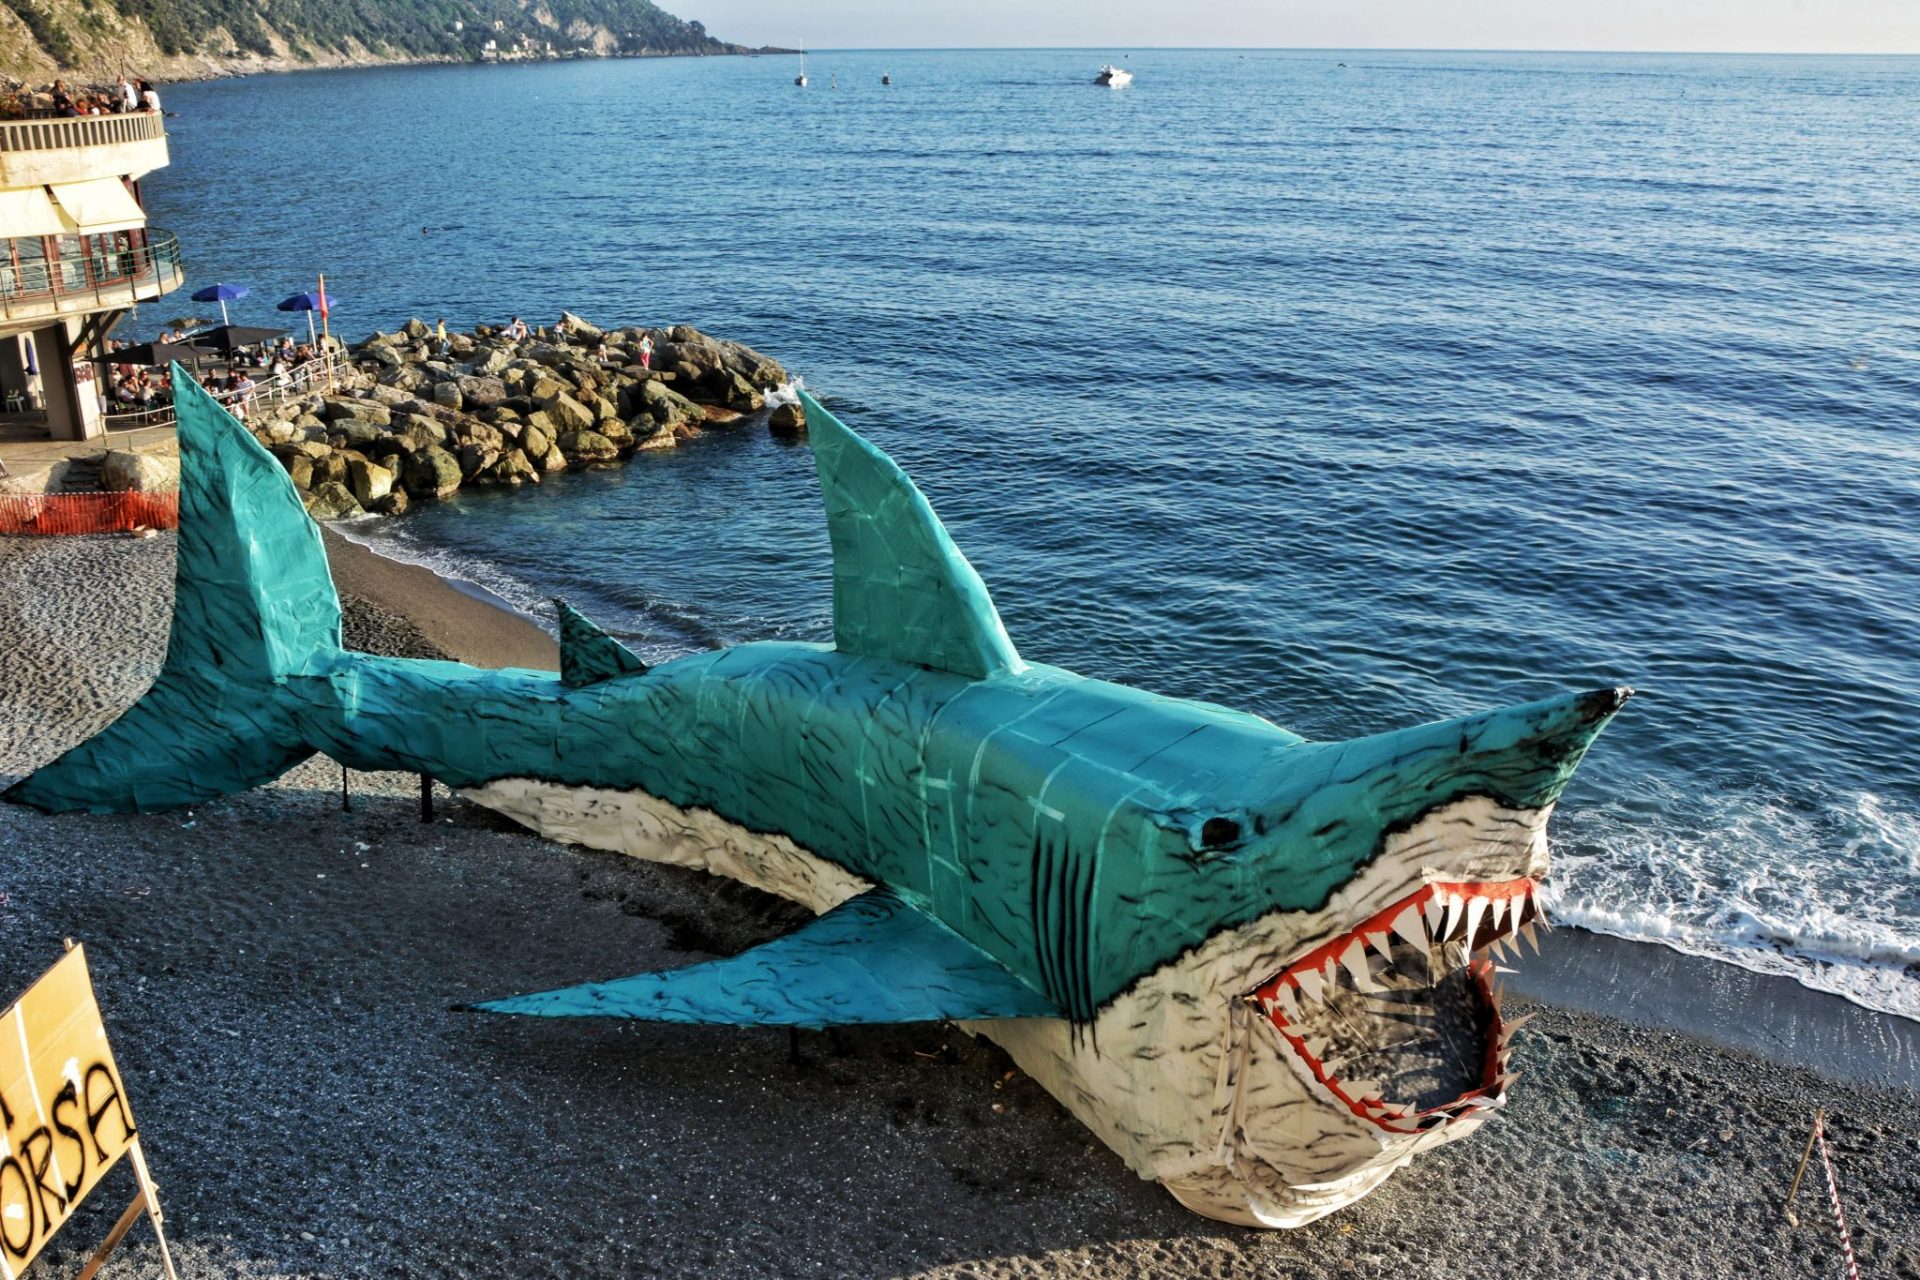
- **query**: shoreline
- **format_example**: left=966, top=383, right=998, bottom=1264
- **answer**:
left=1, top=528, right=1916, bottom=1277
left=9, top=41, right=785, bottom=90
left=320, top=525, right=557, bottom=671
left=328, top=518, right=1920, bottom=1090
left=148, top=44, right=787, bottom=86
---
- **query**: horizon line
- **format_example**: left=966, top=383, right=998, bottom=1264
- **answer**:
left=733, top=43, right=1920, bottom=59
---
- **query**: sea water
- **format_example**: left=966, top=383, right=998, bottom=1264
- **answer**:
left=149, top=49, right=1920, bottom=1021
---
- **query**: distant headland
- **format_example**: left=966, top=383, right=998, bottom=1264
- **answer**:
left=0, top=0, right=783, bottom=84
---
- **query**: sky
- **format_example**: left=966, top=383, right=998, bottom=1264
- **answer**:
left=683, top=0, right=1917, bottom=56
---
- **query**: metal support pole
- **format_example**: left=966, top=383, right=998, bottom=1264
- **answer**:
left=1784, top=1107, right=1822, bottom=1225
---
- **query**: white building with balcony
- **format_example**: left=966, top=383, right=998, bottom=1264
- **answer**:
left=0, top=110, right=184, bottom=441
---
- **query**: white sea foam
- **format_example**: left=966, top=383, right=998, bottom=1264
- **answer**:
left=1550, top=786, right=1920, bottom=1023
left=762, top=377, right=805, bottom=409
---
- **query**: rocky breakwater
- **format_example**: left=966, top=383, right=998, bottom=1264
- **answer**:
left=249, top=313, right=803, bottom=521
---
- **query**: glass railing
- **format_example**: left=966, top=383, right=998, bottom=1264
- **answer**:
left=0, top=112, right=166, bottom=153
left=0, top=229, right=182, bottom=319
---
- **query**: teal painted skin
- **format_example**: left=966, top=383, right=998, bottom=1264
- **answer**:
left=9, top=372, right=1625, bottom=1026
left=10, top=373, right=1630, bottom=1224
left=8, top=373, right=1624, bottom=1028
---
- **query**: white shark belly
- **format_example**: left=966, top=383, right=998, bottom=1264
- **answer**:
left=462, top=778, right=1549, bottom=1229
left=460, top=777, right=872, bottom=913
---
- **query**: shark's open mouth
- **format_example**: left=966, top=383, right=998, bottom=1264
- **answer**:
left=1249, top=878, right=1542, bottom=1135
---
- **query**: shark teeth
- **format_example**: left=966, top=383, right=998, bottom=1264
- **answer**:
left=1249, top=875, right=1548, bottom=1136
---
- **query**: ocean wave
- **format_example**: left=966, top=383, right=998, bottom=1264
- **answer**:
left=1551, top=786, right=1920, bottom=1022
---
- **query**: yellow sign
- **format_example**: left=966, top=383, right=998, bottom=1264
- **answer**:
left=0, top=945, right=141, bottom=1278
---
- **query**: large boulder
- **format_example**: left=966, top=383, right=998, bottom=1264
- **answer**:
left=557, top=430, right=619, bottom=463
left=642, top=380, right=707, bottom=428
left=310, top=452, right=349, bottom=488
left=720, top=340, right=787, bottom=390
left=393, top=414, right=447, bottom=448
left=378, top=365, right=429, bottom=393
left=658, top=340, right=721, bottom=378
left=431, top=380, right=463, bottom=412
left=329, top=420, right=384, bottom=450
left=455, top=420, right=506, bottom=453
left=402, top=446, right=463, bottom=499
left=99, top=450, right=178, bottom=493
left=362, top=342, right=404, bottom=370
left=768, top=399, right=807, bottom=438
left=471, top=347, right=512, bottom=377
left=455, top=375, right=508, bottom=409
left=347, top=457, right=395, bottom=507
left=490, top=449, right=541, bottom=485
left=521, top=421, right=554, bottom=460
left=325, top=398, right=392, bottom=427
left=458, top=443, right=500, bottom=480
left=542, top=391, right=596, bottom=435
left=719, top=371, right=764, bottom=413
left=303, top=481, right=363, bottom=520
left=557, top=311, right=604, bottom=344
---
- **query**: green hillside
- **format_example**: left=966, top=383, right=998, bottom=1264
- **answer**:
left=0, top=0, right=752, bottom=78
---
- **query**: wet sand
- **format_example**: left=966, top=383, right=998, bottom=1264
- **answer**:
left=1, top=530, right=1915, bottom=1279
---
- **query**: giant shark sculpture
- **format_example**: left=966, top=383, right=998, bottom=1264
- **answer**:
left=10, top=368, right=1629, bottom=1227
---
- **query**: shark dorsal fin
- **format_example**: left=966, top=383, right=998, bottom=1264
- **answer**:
left=801, top=390, right=1023, bottom=680
left=555, top=599, right=649, bottom=688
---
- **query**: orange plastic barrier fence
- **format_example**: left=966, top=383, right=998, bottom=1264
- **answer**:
left=0, top=490, right=179, bottom=535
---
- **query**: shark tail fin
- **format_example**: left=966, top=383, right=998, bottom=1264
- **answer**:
left=6, top=365, right=342, bottom=813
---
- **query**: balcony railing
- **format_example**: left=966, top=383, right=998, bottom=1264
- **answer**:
left=0, top=112, right=165, bottom=153
left=0, top=229, right=183, bottom=321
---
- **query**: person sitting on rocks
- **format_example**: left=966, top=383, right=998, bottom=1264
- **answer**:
left=638, top=333, right=654, bottom=370
left=504, top=316, right=530, bottom=341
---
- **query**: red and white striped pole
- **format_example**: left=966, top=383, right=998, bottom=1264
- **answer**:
left=1815, top=1113, right=1863, bottom=1280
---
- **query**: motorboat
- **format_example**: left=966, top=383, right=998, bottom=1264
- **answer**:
left=1096, top=65, right=1132, bottom=87
left=795, top=45, right=808, bottom=87
left=882, top=72, right=892, bottom=85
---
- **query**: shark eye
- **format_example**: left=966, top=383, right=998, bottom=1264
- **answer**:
left=1200, top=817, right=1242, bottom=850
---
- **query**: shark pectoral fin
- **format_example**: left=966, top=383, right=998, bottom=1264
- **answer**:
left=555, top=598, right=649, bottom=688
left=471, top=888, right=1063, bottom=1029
left=802, top=390, right=1024, bottom=681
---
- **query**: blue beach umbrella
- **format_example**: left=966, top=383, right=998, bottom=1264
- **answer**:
left=190, top=282, right=249, bottom=325
left=276, top=290, right=337, bottom=344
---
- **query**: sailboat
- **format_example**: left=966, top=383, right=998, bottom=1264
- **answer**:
left=795, top=45, right=808, bottom=87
